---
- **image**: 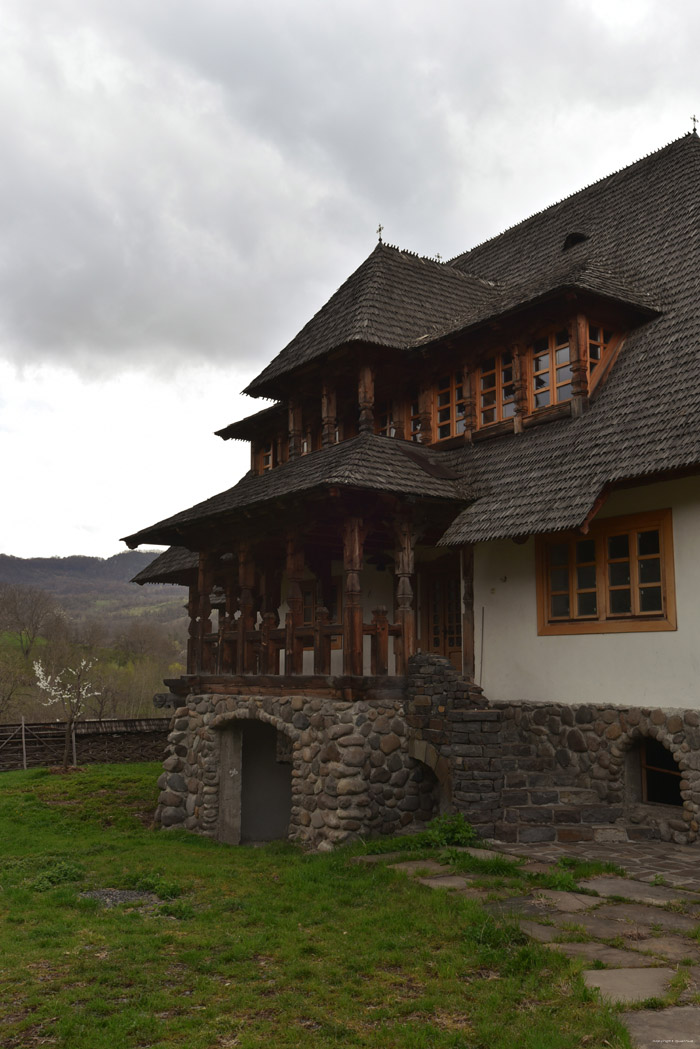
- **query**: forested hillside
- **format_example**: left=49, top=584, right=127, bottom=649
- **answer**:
left=0, top=551, right=187, bottom=633
left=0, top=551, right=189, bottom=724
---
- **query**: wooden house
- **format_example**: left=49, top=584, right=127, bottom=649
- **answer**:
left=124, top=134, right=700, bottom=847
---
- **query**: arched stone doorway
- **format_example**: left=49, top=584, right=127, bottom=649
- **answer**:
left=218, top=720, right=293, bottom=844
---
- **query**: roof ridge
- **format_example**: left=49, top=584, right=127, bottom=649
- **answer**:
left=446, top=132, right=699, bottom=265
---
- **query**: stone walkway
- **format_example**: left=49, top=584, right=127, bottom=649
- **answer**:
left=358, top=839, right=700, bottom=1048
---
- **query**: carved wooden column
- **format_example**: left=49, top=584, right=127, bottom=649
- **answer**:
left=394, top=519, right=416, bottom=675
left=284, top=534, right=305, bottom=674
left=417, top=379, right=434, bottom=444
left=321, top=379, right=337, bottom=447
left=313, top=606, right=331, bottom=675
left=371, top=606, right=389, bottom=675
left=288, top=397, right=303, bottom=459
left=196, top=552, right=216, bottom=674
left=570, top=313, right=588, bottom=416
left=237, top=543, right=256, bottom=673
left=220, top=560, right=239, bottom=674
left=358, top=364, right=375, bottom=434
left=512, top=342, right=528, bottom=433
left=186, top=582, right=199, bottom=674
left=343, top=517, right=365, bottom=675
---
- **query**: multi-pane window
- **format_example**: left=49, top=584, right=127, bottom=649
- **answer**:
left=261, top=443, right=274, bottom=471
left=435, top=372, right=467, bottom=441
left=588, top=325, right=614, bottom=376
left=478, top=352, right=516, bottom=427
left=530, top=329, right=572, bottom=409
left=537, top=510, right=676, bottom=634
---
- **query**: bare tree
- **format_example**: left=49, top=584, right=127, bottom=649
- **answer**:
left=0, top=584, right=60, bottom=660
left=0, top=650, right=30, bottom=721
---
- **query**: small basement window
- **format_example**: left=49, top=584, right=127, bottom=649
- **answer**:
left=641, top=738, right=682, bottom=806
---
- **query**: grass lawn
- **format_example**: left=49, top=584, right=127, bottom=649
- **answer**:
left=0, top=763, right=630, bottom=1048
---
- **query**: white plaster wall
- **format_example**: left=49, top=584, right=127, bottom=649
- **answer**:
left=473, top=476, right=700, bottom=708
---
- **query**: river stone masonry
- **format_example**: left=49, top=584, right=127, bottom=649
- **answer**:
left=155, top=682, right=447, bottom=847
left=154, top=656, right=700, bottom=849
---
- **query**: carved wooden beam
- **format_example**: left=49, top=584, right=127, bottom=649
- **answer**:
left=417, top=379, right=434, bottom=444
left=358, top=364, right=375, bottom=434
left=393, top=518, right=417, bottom=674
left=321, top=379, right=337, bottom=447
left=288, top=397, right=303, bottom=459
left=343, top=516, right=366, bottom=675
left=570, top=313, right=589, bottom=416
left=284, top=533, right=305, bottom=674
left=512, top=342, right=528, bottom=433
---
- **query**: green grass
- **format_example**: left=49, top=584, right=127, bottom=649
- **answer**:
left=0, top=765, right=631, bottom=1049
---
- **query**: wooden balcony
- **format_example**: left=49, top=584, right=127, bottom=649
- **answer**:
left=188, top=605, right=406, bottom=678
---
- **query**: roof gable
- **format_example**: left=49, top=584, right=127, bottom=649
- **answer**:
left=245, top=243, right=499, bottom=397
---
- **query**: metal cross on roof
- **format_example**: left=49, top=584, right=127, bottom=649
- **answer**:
left=693, top=114, right=698, bottom=133
left=377, top=223, right=384, bottom=243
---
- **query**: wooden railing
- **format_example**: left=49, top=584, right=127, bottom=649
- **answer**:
left=188, top=606, right=403, bottom=677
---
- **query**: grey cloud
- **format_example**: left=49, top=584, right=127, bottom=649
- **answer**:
left=0, top=0, right=698, bottom=378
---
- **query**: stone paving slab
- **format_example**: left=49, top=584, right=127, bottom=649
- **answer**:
left=621, top=1006, right=700, bottom=1047
left=416, top=875, right=472, bottom=890
left=583, top=966, right=674, bottom=1003
left=484, top=896, right=554, bottom=920
left=633, top=935, right=700, bottom=963
left=549, top=911, right=628, bottom=939
left=518, top=920, right=558, bottom=943
left=531, top=889, right=598, bottom=913
left=491, top=839, right=700, bottom=892
left=594, top=903, right=700, bottom=934
left=583, top=876, right=700, bottom=907
left=388, top=860, right=451, bottom=876
left=548, top=942, right=660, bottom=967
left=454, top=887, right=490, bottom=903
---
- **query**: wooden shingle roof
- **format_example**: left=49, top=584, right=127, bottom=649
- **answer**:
left=244, top=244, right=500, bottom=398
left=441, top=132, right=700, bottom=543
left=122, top=433, right=465, bottom=549
left=124, top=134, right=700, bottom=554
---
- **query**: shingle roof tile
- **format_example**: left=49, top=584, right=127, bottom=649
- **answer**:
left=122, top=433, right=464, bottom=548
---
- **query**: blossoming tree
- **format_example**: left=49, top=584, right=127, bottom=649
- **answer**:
left=33, top=657, right=101, bottom=771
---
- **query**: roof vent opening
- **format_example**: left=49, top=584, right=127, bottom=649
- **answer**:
left=563, top=231, right=589, bottom=251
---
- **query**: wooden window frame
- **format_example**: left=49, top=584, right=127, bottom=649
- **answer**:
left=536, top=509, right=676, bottom=635
left=528, top=329, right=573, bottom=412
left=434, top=371, right=467, bottom=442
left=587, top=323, right=615, bottom=379
left=476, top=351, right=516, bottom=429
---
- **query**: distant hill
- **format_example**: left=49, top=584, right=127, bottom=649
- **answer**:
left=0, top=551, right=188, bottom=635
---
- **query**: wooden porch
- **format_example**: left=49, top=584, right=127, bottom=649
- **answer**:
left=185, top=512, right=420, bottom=679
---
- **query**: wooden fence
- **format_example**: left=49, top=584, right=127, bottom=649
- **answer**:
left=0, top=717, right=171, bottom=772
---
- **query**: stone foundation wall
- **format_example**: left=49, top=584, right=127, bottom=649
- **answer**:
left=155, top=659, right=700, bottom=849
left=488, top=701, right=700, bottom=846
left=156, top=682, right=443, bottom=848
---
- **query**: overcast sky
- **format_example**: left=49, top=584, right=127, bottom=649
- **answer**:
left=1, top=0, right=697, bottom=559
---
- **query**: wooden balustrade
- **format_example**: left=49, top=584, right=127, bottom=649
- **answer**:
left=190, top=609, right=403, bottom=677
